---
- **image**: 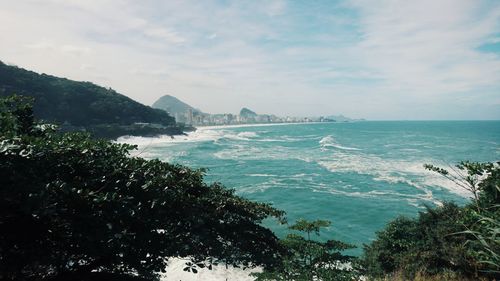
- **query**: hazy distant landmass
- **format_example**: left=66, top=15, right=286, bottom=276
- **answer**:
left=152, top=94, right=203, bottom=117
left=324, top=115, right=363, bottom=122
left=152, top=94, right=363, bottom=126
left=0, top=61, right=186, bottom=138
left=239, top=107, right=257, bottom=118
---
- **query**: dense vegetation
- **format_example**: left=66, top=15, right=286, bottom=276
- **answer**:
left=363, top=162, right=499, bottom=280
left=253, top=219, right=358, bottom=280
left=0, top=95, right=285, bottom=281
left=1, top=95, right=498, bottom=281
left=0, top=61, right=184, bottom=139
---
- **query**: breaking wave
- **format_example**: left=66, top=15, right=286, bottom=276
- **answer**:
left=319, top=135, right=360, bottom=150
left=316, top=151, right=471, bottom=198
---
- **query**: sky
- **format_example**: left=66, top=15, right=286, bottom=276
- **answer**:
left=1, top=0, right=499, bottom=120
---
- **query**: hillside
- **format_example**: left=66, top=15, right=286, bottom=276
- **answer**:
left=239, top=107, right=257, bottom=117
left=0, top=61, right=175, bottom=127
left=152, top=94, right=202, bottom=116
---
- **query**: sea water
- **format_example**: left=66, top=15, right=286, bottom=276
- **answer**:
left=119, top=121, right=500, bottom=253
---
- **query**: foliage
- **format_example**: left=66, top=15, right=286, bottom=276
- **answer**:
left=0, top=95, right=285, bottom=281
left=458, top=208, right=500, bottom=275
left=0, top=95, right=36, bottom=136
left=0, top=61, right=177, bottom=138
left=362, top=216, right=419, bottom=276
left=362, top=203, right=473, bottom=278
left=363, top=162, right=500, bottom=280
left=253, top=219, right=358, bottom=281
left=369, top=269, right=489, bottom=281
left=424, top=162, right=499, bottom=210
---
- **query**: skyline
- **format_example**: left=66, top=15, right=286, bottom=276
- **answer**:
left=1, top=0, right=499, bottom=120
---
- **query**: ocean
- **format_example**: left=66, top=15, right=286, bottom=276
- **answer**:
left=119, top=121, right=500, bottom=254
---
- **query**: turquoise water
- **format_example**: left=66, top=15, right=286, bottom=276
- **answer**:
left=121, top=121, right=500, bottom=253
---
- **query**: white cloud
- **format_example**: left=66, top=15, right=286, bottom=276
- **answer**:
left=25, top=42, right=90, bottom=56
left=264, top=0, right=286, bottom=16
left=350, top=0, right=500, bottom=96
left=0, top=0, right=499, bottom=119
left=60, top=45, right=91, bottom=56
left=143, top=27, right=185, bottom=44
left=25, top=42, right=55, bottom=51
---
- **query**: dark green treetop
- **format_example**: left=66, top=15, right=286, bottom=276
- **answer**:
left=0, top=95, right=285, bottom=281
left=0, top=61, right=175, bottom=127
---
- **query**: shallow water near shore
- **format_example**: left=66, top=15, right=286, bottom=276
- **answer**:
left=119, top=121, right=500, bottom=254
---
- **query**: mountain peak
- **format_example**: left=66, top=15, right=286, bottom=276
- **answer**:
left=240, top=107, right=257, bottom=117
left=152, top=95, right=202, bottom=115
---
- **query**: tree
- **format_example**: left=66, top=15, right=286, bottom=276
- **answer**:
left=0, top=95, right=285, bottom=281
left=0, top=61, right=183, bottom=139
left=363, top=162, right=500, bottom=279
left=253, top=219, right=357, bottom=281
left=424, top=162, right=498, bottom=211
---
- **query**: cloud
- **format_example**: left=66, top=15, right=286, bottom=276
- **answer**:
left=143, top=27, right=185, bottom=44
left=60, top=45, right=91, bottom=56
left=25, top=42, right=55, bottom=51
left=130, top=68, right=170, bottom=77
left=0, top=0, right=499, bottom=119
left=264, top=0, right=286, bottom=16
left=25, top=42, right=90, bottom=56
left=350, top=0, right=500, bottom=95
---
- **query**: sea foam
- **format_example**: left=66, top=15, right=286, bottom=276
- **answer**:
left=161, top=258, right=259, bottom=281
left=319, top=135, right=360, bottom=150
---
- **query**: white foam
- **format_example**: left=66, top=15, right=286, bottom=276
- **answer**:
left=317, top=152, right=472, bottom=198
left=214, top=144, right=292, bottom=161
left=310, top=182, right=441, bottom=205
left=246, top=173, right=277, bottom=177
left=161, top=258, right=260, bottom=281
left=319, top=135, right=360, bottom=151
left=237, top=131, right=259, bottom=138
left=116, top=129, right=224, bottom=146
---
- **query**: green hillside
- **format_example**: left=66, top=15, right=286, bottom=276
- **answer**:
left=0, top=61, right=175, bottom=126
left=0, top=61, right=182, bottom=138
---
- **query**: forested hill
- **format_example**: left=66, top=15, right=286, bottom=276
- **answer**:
left=0, top=61, right=175, bottom=127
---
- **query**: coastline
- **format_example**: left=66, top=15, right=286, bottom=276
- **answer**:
left=115, top=122, right=326, bottom=146
left=194, top=121, right=325, bottom=130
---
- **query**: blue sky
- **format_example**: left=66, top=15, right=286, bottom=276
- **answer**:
left=1, top=0, right=499, bottom=119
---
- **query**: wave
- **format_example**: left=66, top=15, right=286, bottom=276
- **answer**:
left=237, top=131, right=259, bottom=138
left=119, top=126, right=475, bottom=200
left=317, top=152, right=471, bottom=198
left=116, top=129, right=224, bottom=146
left=319, top=135, right=360, bottom=151
left=214, top=144, right=293, bottom=160
left=305, top=181, right=441, bottom=206
left=246, top=173, right=277, bottom=177
left=117, top=128, right=263, bottom=146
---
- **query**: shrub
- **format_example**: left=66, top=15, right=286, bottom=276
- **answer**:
left=0, top=95, right=285, bottom=281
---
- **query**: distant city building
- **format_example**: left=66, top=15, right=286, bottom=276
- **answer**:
left=152, top=95, right=361, bottom=127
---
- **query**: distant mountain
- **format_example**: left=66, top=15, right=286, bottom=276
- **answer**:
left=240, top=107, right=257, bottom=118
left=152, top=95, right=202, bottom=116
left=324, top=114, right=360, bottom=122
left=0, top=61, right=180, bottom=138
